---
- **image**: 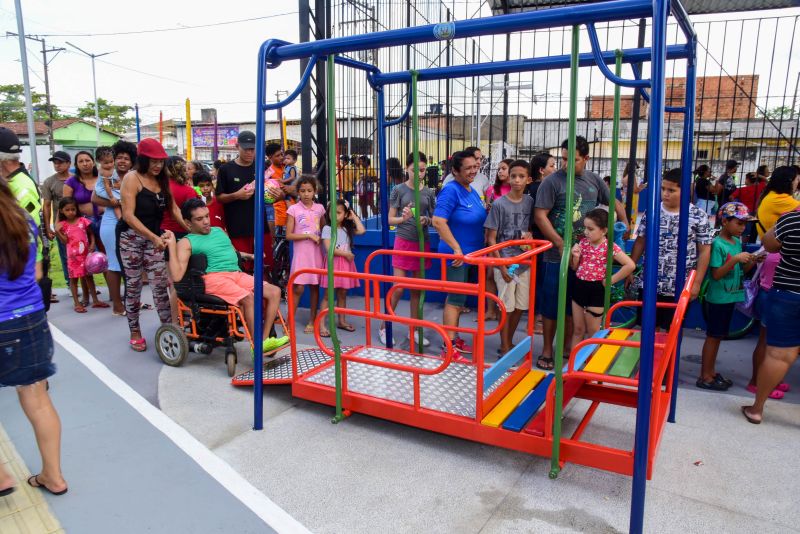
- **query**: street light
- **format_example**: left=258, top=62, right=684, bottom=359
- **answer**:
left=66, top=42, right=114, bottom=147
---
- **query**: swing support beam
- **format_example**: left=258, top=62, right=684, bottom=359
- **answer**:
left=252, top=2, right=696, bottom=532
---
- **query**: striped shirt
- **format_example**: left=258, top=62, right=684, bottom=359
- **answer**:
left=773, top=211, right=800, bottom=293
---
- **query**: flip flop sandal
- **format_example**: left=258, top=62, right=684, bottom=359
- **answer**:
left=746, top=384, right=784, bottom=400
left=112, top=310, right=127, bottom=317
left=320, top=329, right=330, bottom=338
left=74, top=305, right=87, bottom=314
left=92, top=301, right=110, bottom=309
left=776, top=382, right=791, bottom=392
left=303, top=324, right=314, bottom=335
left=0, top=486, right=15, bottom=497
left=536, top=355, right=554, bottom=371
left=27, top=475, right=68, bottom=496
left=49, top=295, right=59, bottom=303
left=129, top=338, right=147, bottom=352
left=337, top=324, right=356, bottom=332
left=741, top=406, right=761, bottom=425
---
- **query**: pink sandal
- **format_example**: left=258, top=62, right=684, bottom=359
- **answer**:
left=745, top=383, right=784, bottom=400
left=129, top=338, right=147, bottom=352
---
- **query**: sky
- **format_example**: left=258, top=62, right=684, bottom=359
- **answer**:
left=0, top=0, right=302, bottom=125
left=1, top=0, right=798, bottom=128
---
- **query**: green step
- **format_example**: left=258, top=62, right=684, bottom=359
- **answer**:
left=608, top=332, right=642, bottom=377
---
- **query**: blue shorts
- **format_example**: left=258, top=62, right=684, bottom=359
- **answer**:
left=539, top=261, right=574, bottom=320
left=265, top=203, right=275, bottom=223
left=0, top=310, right=55, bottom=387
left=705, top=301, right=735, bottom=338
left=765, top=289, right=800, bottom=348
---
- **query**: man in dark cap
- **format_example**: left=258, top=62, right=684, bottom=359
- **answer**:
left=718, top=159, right=739, bottom=206
left=215, top=130, right=281, bottom=271
left=41, top=151, right=72, bottom=287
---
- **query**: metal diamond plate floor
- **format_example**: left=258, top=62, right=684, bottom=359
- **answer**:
left=305, top=347, right=510, bottom=418
left=232, top=347, right=342, bottom=384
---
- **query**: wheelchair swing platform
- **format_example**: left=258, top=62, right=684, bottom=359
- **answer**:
left=231, top=346, right=349, bottom=386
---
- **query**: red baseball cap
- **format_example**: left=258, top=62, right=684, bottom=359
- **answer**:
left=138, top=138, right=168, bottom=159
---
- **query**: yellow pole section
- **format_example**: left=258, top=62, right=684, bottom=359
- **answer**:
left=282, top=117, right=288, bottom=150
left=185, top=98, right=192, bottom=160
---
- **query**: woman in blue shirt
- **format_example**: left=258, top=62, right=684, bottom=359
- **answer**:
left=0, top=180, right=68, bottom=497
left=432, top=150, right=487, bottom=361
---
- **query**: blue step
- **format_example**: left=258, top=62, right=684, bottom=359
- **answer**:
left=484, top=336, right=532, bottom=392
left=563, top=329, right=609, bottom=373
left=502, top=374, right=554, bottom=432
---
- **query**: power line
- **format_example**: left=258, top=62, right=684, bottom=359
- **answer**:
left=34, top=12, right=298, bottom=37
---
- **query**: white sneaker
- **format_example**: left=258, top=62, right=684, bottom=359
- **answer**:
left=408, top=334, right=431, bottom=348
left=379, top=328, right=395, bottom=346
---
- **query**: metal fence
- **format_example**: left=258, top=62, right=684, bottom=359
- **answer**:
left=314, top=1, right=798, bottom=206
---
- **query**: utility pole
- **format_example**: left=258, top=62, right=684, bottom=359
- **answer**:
left=12, top=0, right=38, bottom=181
left=6, top=33, right=65, bottom=155
left=66, top=42, right=114, bottom=147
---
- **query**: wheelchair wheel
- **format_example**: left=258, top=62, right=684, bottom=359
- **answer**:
left=225, top=350, right=237, bottom=377
left=155, top=324, right=189, bottom=367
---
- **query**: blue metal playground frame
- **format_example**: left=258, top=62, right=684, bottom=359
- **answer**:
left=251, top=1, right=697, bottom=531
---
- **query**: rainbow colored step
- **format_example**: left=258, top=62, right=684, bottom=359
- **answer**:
left=481, top=328, right=646, bottom=434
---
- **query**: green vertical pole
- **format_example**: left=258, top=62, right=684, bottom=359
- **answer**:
left=411, top=71, right=426, bottom=349
left=603, top=51, right=623, bottom=318
left=549, top=25, right=580, bottom=479
left=326, top=55, right=345, bottom=423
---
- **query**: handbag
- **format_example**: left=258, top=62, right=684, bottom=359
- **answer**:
left=735, top=261, right=763, bottom=318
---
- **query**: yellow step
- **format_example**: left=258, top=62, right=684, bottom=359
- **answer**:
left=481, top=370, right=546, bottom=428
left=582, top=328, right=631, bottom=374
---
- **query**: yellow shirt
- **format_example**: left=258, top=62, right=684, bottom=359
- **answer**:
left=757, top=192, right=800, bottom=237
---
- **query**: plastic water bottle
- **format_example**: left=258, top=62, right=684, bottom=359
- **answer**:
left=507, top=264, right=520, bottom=278
left=613, top=221, right=627, bottom=250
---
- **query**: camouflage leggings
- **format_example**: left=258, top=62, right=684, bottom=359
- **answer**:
left=118, top=229, right=171, bottom=333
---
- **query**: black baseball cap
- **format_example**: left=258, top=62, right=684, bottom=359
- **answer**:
left=725, top=159, right=738, bottom=169
left=237, top=130, right=256, bottom=149
left=49, top=150, right=71, bottom=163
left=0, top=126, right=22, bottom=155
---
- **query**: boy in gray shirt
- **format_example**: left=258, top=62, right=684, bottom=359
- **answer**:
left=485, top=160, right=534, bottom=355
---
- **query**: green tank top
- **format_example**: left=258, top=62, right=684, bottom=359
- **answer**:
left=186, top=227, right=240, bottom=273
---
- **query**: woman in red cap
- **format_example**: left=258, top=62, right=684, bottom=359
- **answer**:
left=118, top=138, right=187, bottom=351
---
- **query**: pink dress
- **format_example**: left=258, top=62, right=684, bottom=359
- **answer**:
left=320, top=225, right=360, bottom=289
left=60, top=217, right=92, bottom=279
left=287, top=202, right=325, bottom=285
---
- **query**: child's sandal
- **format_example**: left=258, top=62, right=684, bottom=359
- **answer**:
left=73, top=304, right=87, bottom=314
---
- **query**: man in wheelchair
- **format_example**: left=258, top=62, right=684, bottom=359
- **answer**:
left=163, top=198, right=289, bottom=354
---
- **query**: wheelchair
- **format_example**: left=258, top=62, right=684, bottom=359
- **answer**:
left=154, top=253, right=288, bottom=377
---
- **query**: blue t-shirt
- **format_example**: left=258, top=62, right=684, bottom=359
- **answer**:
left=0, top=219, right=43, bottom=323
left=434, top=181, right=487, bottom=259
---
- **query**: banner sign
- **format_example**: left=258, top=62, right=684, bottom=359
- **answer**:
left=192, top=126, right=239, bottom=148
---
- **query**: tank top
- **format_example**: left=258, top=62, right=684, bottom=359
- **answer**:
left=185, top=227, right=240, bottom=273
left=119, top=175, right=166, bottom=235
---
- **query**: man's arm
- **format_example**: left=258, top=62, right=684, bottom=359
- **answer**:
left=164, top=231, right=192, bottom=281
left=534, top=207, right=563, bottom=254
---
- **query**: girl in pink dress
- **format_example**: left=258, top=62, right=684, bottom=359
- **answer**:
left=286, top=177, right=326, bottom=334
left=56, top=197, right=107, bottom=313
left=318, top=200, right=366, bottom=336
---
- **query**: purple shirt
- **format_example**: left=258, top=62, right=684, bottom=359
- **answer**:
left=65, top=175, right=99, bottom=219
left=0, top=219, right=43, bottom=323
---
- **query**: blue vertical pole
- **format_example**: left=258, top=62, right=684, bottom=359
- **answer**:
left=630, top=0, right=667, bottom=532
left=669, top=35, right=697, bottom=423
left=135, top=104, right=141, bottom=142
left=253, top=44, right=268, bottom=431
left=376, top=88, right=394, bottom=347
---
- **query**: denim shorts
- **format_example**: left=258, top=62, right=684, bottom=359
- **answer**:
left=539, top=261, right=574, bottom=320
left=705, top=301, right=735, bottom=338
left=0, top=310, right=55, bottom=387
left=265, top=203, right=275, bottom=223
left=765, top=289, right=800, bottom=348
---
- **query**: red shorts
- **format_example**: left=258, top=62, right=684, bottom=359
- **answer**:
left=229, top=234, right=273, bottom=272
left=202, top=271, right=255, bottom=305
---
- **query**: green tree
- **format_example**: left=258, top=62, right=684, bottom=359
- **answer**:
left=0, top=84, right=66, bottom=122
left=757, top=105, right=799, bottom=120
left=77, top=98, right=135, bottom=133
